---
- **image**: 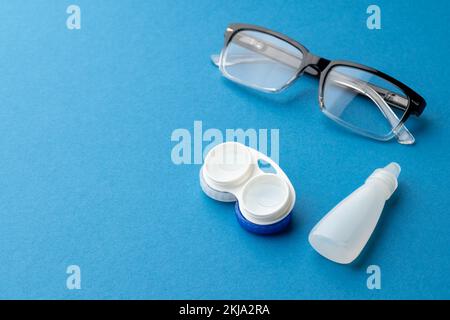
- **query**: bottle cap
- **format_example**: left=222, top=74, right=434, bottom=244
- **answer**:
left=366, top=162, right=401, bottom=199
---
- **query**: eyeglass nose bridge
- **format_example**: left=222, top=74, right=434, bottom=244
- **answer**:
left=302, top=55, right=331, bottom=78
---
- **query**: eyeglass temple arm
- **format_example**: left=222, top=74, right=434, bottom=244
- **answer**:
left=311, top=69, right=410, bottom=112
left=229, top=33, right=410, bottom=112
left=211, top=53, right=414, bottom=144
left=322, top=72, right=414, bottom=144
left=326, top=73, right=414, bottom=144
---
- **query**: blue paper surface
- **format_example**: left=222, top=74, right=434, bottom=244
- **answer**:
left=0, top=0, right=448, bottom=299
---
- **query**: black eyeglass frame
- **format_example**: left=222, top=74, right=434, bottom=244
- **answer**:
left=222, top=23, right=426, bottom=131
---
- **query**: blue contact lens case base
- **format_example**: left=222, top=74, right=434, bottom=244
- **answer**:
left=235, top=202, right=293, bottom=235
left=200, top=142, right=296, bottom=235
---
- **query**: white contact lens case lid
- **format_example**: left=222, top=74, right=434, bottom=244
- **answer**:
left=201, top=142, right=296, bottom=225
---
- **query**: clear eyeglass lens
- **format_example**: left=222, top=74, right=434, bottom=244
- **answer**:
left=221, top=30, right=304, bottom=91
left=322, top=66, right=409, bottom=139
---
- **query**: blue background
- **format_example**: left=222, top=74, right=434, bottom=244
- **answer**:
left=0, top=0, right=448, bottom=299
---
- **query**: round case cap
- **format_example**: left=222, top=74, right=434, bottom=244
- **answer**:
left=240, top=174, right=290, bottom=224
left=204, top=142, right=252, bottom=187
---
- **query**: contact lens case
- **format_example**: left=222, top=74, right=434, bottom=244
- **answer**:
left=200, top=142, right=296, bottom=234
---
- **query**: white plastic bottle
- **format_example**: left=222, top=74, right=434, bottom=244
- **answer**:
left=309, top=163, right=401, bottom=264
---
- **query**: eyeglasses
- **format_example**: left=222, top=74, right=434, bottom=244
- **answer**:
left=211, top=23, right=426, bottom=144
